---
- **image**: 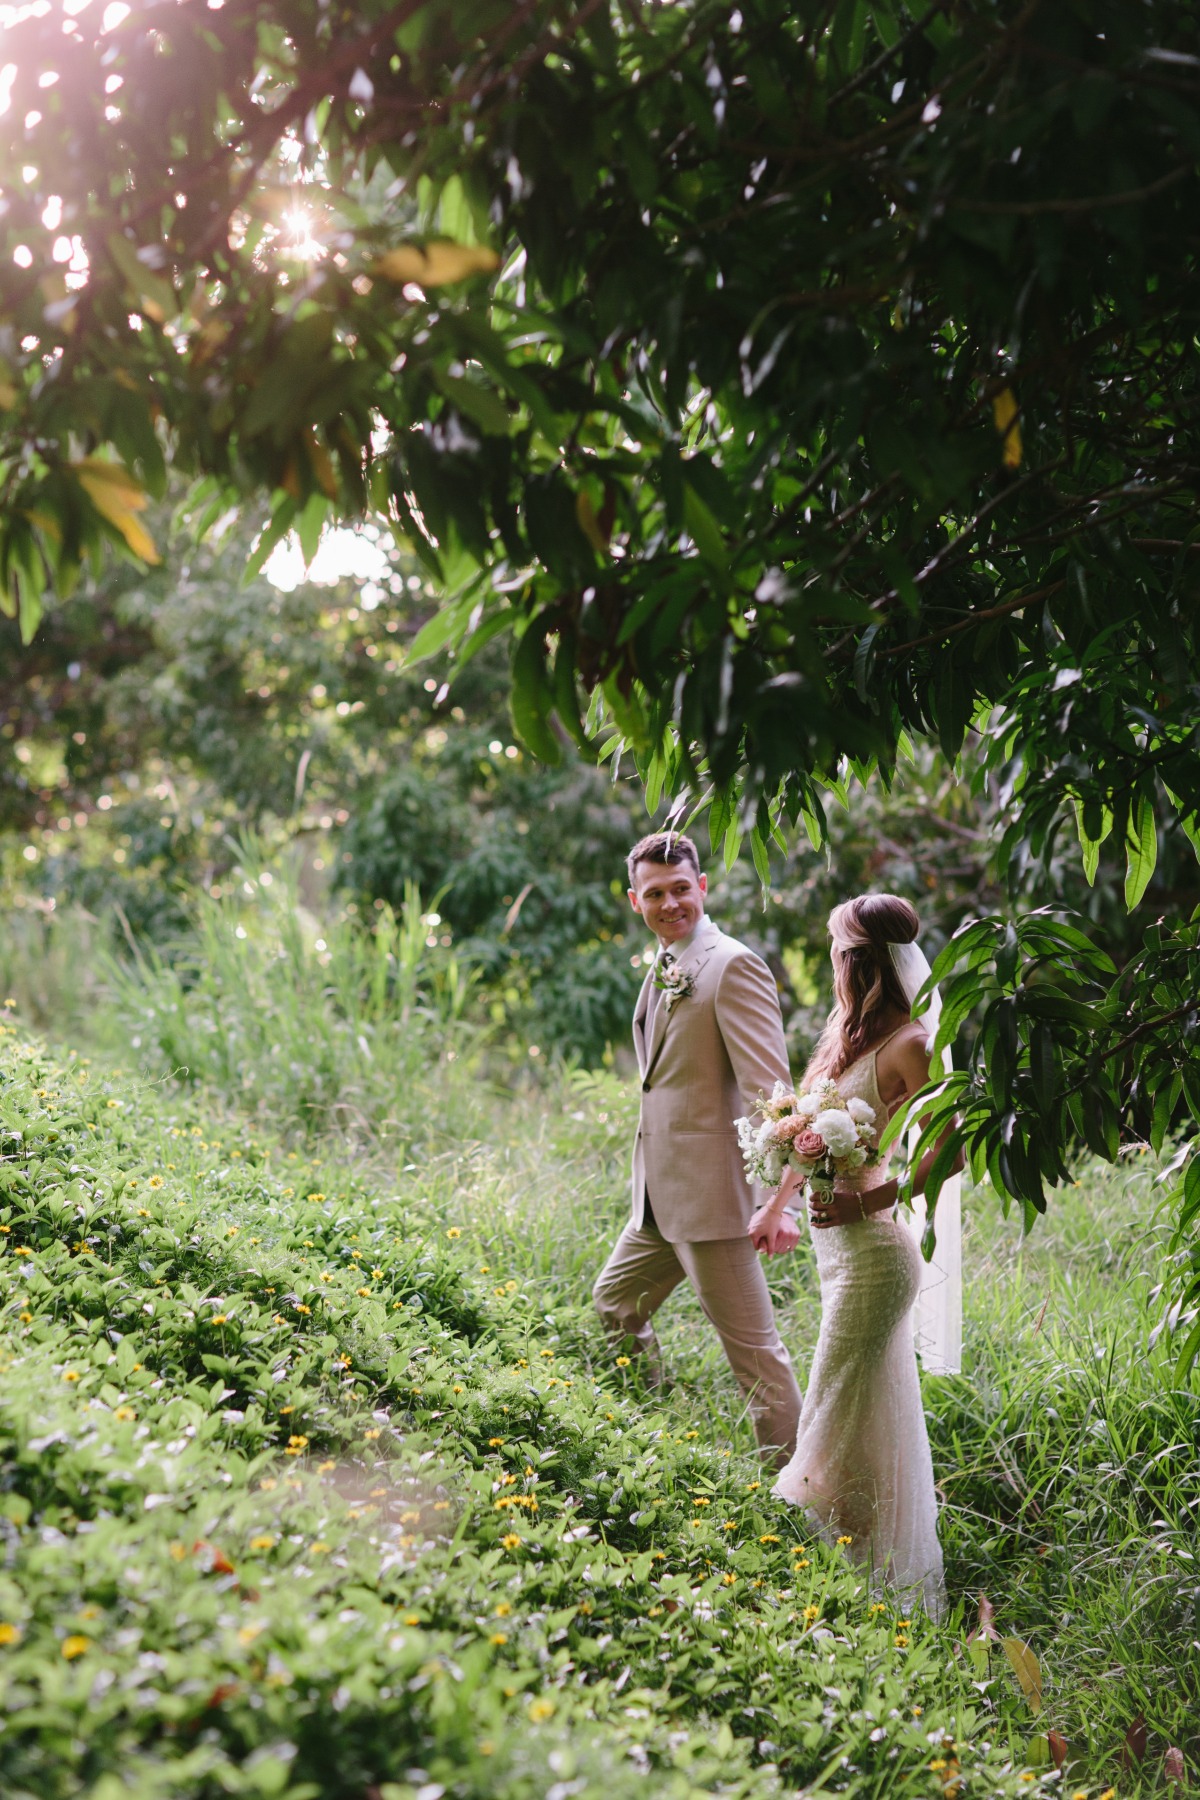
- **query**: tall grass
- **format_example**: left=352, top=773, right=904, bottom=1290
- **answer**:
left=99, top=849, right=486, bottom=1147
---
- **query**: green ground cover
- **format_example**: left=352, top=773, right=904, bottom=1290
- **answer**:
left=0, top=896, right=1196, bottom=1798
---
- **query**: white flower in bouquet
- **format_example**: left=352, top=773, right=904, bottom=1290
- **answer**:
left=845, top=1144, right=868, bottom=1168
left=756, top=1118, right=777, bottom=1150
left=812, top=1108, right=859, bottom=1157
left=793, top=1091, right=819, bottom=1120
left=846, top=1096, right=876, bottom=1126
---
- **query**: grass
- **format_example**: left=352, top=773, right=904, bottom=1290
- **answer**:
left=0, top=887, right=1196, bottom=1797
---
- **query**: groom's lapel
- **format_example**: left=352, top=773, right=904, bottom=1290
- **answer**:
left=632, top=966, right=654, bottom=1075
left=644, top=922, right=720, bottom=1080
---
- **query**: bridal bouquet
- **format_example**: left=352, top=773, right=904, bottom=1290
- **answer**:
left=735, top=1079, right=880, bottom=1194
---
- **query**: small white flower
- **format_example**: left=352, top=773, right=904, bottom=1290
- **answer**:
left=794, top=1091, right=819, bottom=1120
left=845, top=1145, right=868, bottom=1168
left=846, top=1096, right=876, bottom=1125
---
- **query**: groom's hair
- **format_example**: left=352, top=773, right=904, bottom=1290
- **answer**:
left=626, top=831, right=701, bottom=884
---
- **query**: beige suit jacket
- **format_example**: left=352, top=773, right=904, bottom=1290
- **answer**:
left=630, top=917, right=791, bottom=1242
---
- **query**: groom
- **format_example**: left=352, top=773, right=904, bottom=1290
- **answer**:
left=591, top=831, right=804, bottom=1465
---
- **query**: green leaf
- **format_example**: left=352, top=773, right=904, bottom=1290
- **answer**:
left=1125, top=793, right=1158, bottom=909
left=683, top=483, right=729, bottom=571
left=433, top=370, right=512, bottom=436
left=511, top=625, right=561, bottom=765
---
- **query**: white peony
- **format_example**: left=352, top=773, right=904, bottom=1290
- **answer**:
left=846, top=1096, right=876, bottom=1126
left=813, top=1107, right=858, bottom=1157
left=794, top=1091, right=820, bottom=1120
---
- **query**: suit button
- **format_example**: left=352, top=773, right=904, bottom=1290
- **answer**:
left=642, top=1080, right=651, bottom=1092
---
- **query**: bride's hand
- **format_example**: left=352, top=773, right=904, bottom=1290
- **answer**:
left=748, top=1204, right=801, bottom=1256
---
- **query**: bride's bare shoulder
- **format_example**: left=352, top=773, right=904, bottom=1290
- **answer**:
left=874, top=1019, right=934, bottom=1107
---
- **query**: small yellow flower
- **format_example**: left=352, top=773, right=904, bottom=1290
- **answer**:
left=745, top=1481, right=760, bottom=1492
left=18, top=1311, right=32, bottom=1324
left=722, top=1573, right=737, bottom=1586
left=723, top=1520, right=737, bottom=1531
left=479, top=1264, right=490, bottom=1273
left=356, top=1286, right=371, bottom=1297
left=279, top=1405, right=294, bottom=1415
left=802, top=1604, right=820, bottom=1623
left=259, top=1477, right=278, bottom=1491
left=62, top=1369, right=80, bottom=1383
left=615, top=1355, right=630, bottom=1367
left=310, top=1541, right=331, bottom=1555
left=306, top=1192, right=325, bottom=1202
left=488, top=1437, right=505, bottom=1448
left=114, top=1405, right=136, bottom=1422
left=895, top=1634, right=909, bottom=1648
left=317, top=1460, right=336, bottom=1473
left=14, top=1247, right=32, bottom=1258
left=929, top=1760, right=947, bottom=1773
left=759, top=1533, right=779, bottom=1544
left=692, top=1497, right=711, bottom=1508
left=294, top=1303, right=310, bottom=1315
left=489, top=1631, right=508, bottom=1645
left=836, top=1534, right=853, bottom=1546
left=249, top=1535, right=276, bottom=1551
left=371, top=1268, right=383, bottom=1279
left=0, top=1623, right=21, bottom=1645
left=148, top=1175, right=163, bottom=1189
left=61, top=1635, right=91, bottom=1660
left=913, top=1706, right=923, bottom=1716
left=284, top=1434, right=309, bottom=1456
left=210, top=1315, right=228, bottom=1326
left=446, top=1227, right=461, bottom=1239
left=452, top=1383, right=464, bottom=1394
left=238, top=1623, right=264, bottom=1644
left=527, top=1697, right=555, bottom=1722
left=319, top=1273, right=333, bottom=1284
left=494, top=1601, right=512, bottom=1616
left=137, top=1207, right=150, bottom=1217
left=402, top=1612, right=421, bottom=1625
left=501, top=1533, right=522, bottom=1550
left=505, top=1279, right=517, bottom=1292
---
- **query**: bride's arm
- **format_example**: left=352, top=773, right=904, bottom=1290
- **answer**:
left=813, top=1030, right=964, bottom=1228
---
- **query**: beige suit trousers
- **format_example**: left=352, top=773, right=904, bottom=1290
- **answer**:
left=592, top=1217, right=803, bottom=1468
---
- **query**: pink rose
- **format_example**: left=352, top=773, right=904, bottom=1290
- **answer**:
left=794, top=1128, right=826, bottom=1160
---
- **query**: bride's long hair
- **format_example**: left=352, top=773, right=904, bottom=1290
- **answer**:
left=803, top=893, right=920, bottom=1086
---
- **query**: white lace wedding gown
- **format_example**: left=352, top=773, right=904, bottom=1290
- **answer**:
left=774, top=1035, right=946, bottom=1618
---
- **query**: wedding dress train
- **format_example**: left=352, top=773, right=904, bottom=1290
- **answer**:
left=774, top=1034, right=946, bottom=1619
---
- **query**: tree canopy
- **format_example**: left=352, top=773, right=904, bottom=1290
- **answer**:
left=3, top=0, right=1200, bottom=1326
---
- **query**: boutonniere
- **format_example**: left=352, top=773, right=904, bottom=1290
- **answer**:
left=653, top=961, right=696, bottom=1014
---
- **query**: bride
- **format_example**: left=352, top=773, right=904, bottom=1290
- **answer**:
left=748, top=893, right=958, bottom=1618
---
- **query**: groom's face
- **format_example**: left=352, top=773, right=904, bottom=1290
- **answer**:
left=628, top=860, right=708, bottom=946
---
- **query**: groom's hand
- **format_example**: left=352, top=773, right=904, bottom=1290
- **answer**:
left=748, top=1205, right=801, bottom=1257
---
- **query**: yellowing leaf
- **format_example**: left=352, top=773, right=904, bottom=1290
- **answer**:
left=992, top=386, right=1022, bottom=468
left=1002, top=1637, right=1043, bottom=1715
left=374, top=241, right=500, bottom=288
left=576, top=490, right=609, bottom=554
left=74, top=459, right=161, bottom=565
